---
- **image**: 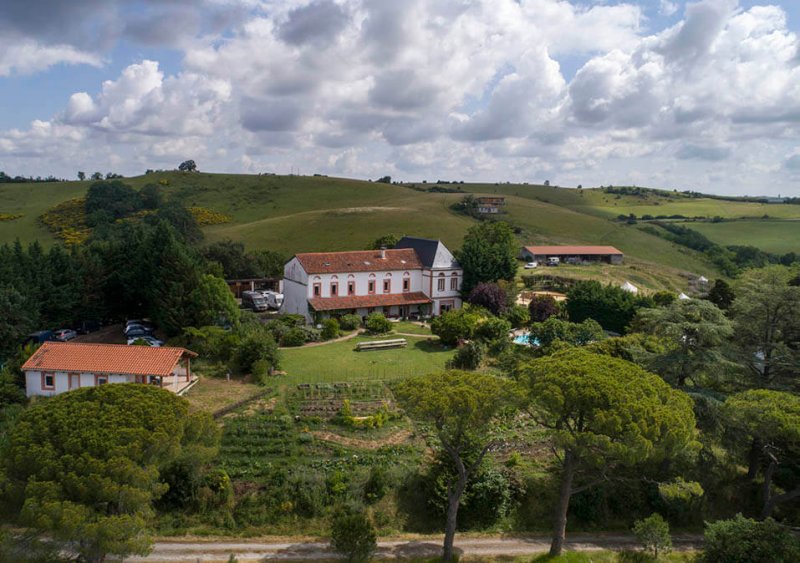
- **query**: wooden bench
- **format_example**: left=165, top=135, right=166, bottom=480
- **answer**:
left=355, top=338, right=407, bottom=351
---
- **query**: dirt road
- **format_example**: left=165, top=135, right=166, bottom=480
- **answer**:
left=130, top=533, right=703, bottom=561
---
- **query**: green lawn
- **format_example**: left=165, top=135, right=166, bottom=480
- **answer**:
left=688, top=220, right=800, bottom=254
left=279, top=334, right=453, bottom=384
left=391, top=321, right=434, bottom=335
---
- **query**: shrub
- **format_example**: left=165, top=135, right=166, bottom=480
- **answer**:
left=502, top=304, right=530, bottom=328
left=431, top=306, right=485, bottom=345
left=447, top=340, right=486, bottom=370
left=363, top=466, right=390, bottom=505
left=321, top=318, right=341, bottom=340
left=339, top=314, right=362, bottom=331
left=235, top=326, right=280, bottom=374
left=699, top=514, right=800, bottom=563
left=474, top=317, right=512, bottom=341
left=281, top=327, right=308, bottom=347
left=251, top=359, right=271, bottom=384
left=365, top=312, right=391, bottom=334
left=632, top=513, right=671, bottom=559
left=528, top=294, right=560, bottom=322
left=330, top=507, right=377, bottom=563
left=467, top=282, right=508, bottom=315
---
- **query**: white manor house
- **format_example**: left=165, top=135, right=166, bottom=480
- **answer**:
left=282, top=237, right=463, bottom=322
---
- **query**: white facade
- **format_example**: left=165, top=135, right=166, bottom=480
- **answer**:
left=282, top=240, right=463, bottom=322
left=25, top=371, right=131, bottom=397
left=25, top=366, right=190, bottom=398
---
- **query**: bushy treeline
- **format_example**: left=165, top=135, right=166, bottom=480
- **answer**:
left=646, top=222, right=799, bottom=275
left=0, top=171, right=64, bottom=183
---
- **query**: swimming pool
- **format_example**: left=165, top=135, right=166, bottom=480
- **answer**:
left=512, top=332, right=540, bottom=346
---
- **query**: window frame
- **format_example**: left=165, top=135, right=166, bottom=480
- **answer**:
left=41, top=372, right=55, bottom=390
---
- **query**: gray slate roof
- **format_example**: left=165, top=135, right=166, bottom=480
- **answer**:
left=395, top=236, right=460, bottom=269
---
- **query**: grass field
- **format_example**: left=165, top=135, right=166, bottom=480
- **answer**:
left=8, top=171, right=800, bottom=290
left=279, top=334, right=453, bottom=384
left=688, top=220, right=800, bottom=254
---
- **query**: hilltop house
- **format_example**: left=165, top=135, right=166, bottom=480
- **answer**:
left=282, top=237, right=463, bottom=322
left=22, top=342, right=197, bottom=398
left=476, top=196, right=505, bottom=214
left=520, top=245, right=624, bottom=265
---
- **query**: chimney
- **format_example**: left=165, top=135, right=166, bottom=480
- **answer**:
left=380, top=246, right=386, bottom=259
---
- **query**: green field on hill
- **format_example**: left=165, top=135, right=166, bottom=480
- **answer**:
left=688, top=220, right=800, bottom=254
left=6, top=172, right=797, bottom=290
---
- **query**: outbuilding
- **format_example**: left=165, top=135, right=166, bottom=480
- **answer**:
left=519, top=245, right=624, bottom=265
left=22, top=342, right=197, bottom=398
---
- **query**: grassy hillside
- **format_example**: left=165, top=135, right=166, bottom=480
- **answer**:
left=689, top=220, right=800, bottom=254
left=8, top=172, right=797, bottom=290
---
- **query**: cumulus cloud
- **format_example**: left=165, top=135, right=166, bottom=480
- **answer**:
left=2, top=0, right=800, bottom=195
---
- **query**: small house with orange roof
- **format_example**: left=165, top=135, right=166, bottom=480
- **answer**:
left=22, top=342, right=197, bottom=398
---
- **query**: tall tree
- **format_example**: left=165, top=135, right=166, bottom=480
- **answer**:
left=147, top=223, right=203, bottom=335
left=731, top=266, right=800, bottom=388
left=723, top=390, right=800, bottom=518
left=524, top=349, right=696, bottom=556
left=395, top=371, right=521, bottom=561
left=0, top=385, right=219, bottom=563
left=457, top=221, right=518, bottom=294
left=705, top=278, right=735, bottom=310
left=189, top=274, right=241, bottom=328
left=566, top=280, right=654, bottom=334
left=633, top=299, right=734, bottom=388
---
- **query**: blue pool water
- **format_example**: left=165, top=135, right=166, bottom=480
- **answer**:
left=513, top=333, right=540, bottom=346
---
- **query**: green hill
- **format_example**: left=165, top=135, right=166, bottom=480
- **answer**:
left=3, top=172, right=799, bottom=291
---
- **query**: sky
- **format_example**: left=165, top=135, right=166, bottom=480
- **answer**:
left=1, top=0, right=800, bottom=196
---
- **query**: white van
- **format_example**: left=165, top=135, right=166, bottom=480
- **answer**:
left=242, top=291, right=269, bottom=312
left=261, top=291, right=284, bottom=310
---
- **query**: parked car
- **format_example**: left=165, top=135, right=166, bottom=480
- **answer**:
left=126, top=319, right=155, bottom=331
left=127, top=336, right=163, bottom=347
left=124, top=323, right=154, bottom=336
left=25, top=330, right=57, bottom=345
left=524, top=262, right=538, bottom=269
left=242, top=290, right=269, bottom=312
left=124, top=326, right=153, bottom=339
left=54, top=329, right=78, bottom=342
left=546, top=257, right=560, bottom=266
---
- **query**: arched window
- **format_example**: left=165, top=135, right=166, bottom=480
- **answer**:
left=402, top=272, right=411, bottom=292
left=437, top=273, right=446, bottom=292
left=450, top=272, right=459, bottom=291
left=368, top=273, right=376, bottom=294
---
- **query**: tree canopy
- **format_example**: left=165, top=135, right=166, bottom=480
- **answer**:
left=723, top=390, right=800, bottom=518
left=731, top=266, right=800, bottom=388
left=633, top=298, right=734, bottom=388
left=566, top=280, right=654, bottom=334
left=395, top=371, right=521, bottom=561
left=0, top=384, right=219, bottom=562
left=457, top=221, right=518, bottom=294
left=524, top=349, right=696, bottom=556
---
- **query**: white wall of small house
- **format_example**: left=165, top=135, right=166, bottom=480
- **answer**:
left=24, top=370, right=139, bottom=397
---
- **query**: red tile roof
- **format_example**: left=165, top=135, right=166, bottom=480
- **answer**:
left=309, top=291, right=432, bottom=311
left=523, top=245, right=623, bottom=256
left=295, top=249, right=422, bottom=274
left=22, top=342, right=197, bottom=377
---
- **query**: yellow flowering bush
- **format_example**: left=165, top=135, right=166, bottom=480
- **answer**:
left=39, top=198, right=91, bottom=245
left=190, top=206, right=231, bottom=226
